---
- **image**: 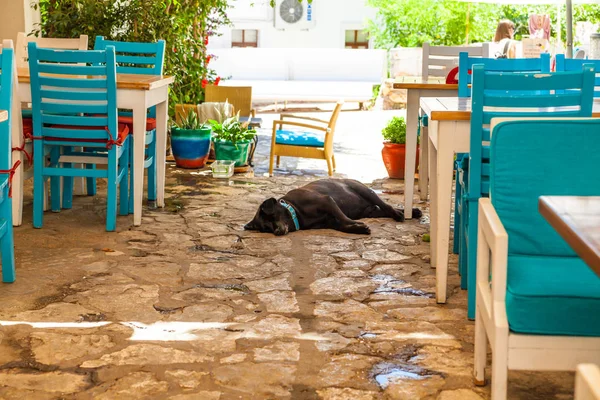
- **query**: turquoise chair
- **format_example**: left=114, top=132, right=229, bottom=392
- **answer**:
left=0, top=47, right=17, bottom=282
left=462, top=64, right=595, bottom=319
left=454, top=52, right=552, bottom=282
left=92, top=36, right=165, bottom=213
left=556, top=53, right=600, bottom=97
left=28, top=43, right=130, bottom=231
left=474, top=118, right=600, bottom=398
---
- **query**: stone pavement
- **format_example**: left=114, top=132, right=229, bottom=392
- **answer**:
left=0, top=110, right=575, bottom=399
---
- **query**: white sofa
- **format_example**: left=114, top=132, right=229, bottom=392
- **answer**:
left=210, top=48, right=387, bottom=107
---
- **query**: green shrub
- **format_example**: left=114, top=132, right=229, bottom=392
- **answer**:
left=382, top=116, right=407, bottom=144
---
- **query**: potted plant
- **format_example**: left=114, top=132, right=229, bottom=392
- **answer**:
left=210, top=112, right=257, bottom=168
left=381, top=116, right=419, bottom=179
left=171, top=109, right=212, bottom=169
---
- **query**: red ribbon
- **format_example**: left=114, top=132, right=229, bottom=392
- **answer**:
left=0, top=160, right=22, bottom=198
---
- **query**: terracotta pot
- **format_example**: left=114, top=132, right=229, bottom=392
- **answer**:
left=381, top=142, right=419, bottom=179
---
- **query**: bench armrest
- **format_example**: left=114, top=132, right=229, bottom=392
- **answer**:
left=272, top=120, right=331, bottom=133
left=280, top=114, right=329, bottom=125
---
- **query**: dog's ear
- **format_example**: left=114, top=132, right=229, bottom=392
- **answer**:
left=260, top=198, right=278, bottom=215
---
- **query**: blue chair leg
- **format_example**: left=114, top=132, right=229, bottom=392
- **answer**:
left=106, top=148, right=118, bottom=232
left=119, top=139, right=130, bottom=217
left=147, top=133, right=157, bottom=202
left=50, top=147, right=61, bottom=212
left=466, top=199, right=479, bottom=320
left=453, top=163, right=461, bottom=255
left=33, top=140, right=45, bottom=229
left=1, top=193, right=15, bottom=283
left=86, top=164, right=97, bottom=196
left=459, top=193, right=468, bottom=290
left=62, top=147, right=74, bottom=210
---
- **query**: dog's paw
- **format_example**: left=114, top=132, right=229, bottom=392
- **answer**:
left=392, top=208, right=405, bottom=222
left=345, top=222, right=371, bottom=235
left=412, top=208, right=423, bottom=219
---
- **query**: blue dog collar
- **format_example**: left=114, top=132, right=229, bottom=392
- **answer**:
left=279, top=199, right=299, bottom=231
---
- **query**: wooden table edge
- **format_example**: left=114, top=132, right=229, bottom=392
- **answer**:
left=538, top=196, right=600, bottom=277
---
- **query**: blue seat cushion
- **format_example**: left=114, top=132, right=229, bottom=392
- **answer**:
left=276, top=130, right=324, bottom=147
left=507, top=255, right=600, bottom=336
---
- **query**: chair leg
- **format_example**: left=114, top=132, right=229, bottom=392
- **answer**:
left=50, top=147, right=61, bottom=212
left=269, top=151, right=275, bottom=177
left=1, top=195, right=16, bottom=283
left=453, top=167, right=461, bottom=255
left=119, top=139, right=130, bottom=217
left=106, top=148, right=118, bottom=232
left=147, top=138, right=157, bottom=202
left=11, top=150, right=24, bottom=227
left=86, top=164, right=97, bottom=196
left=326, top=157, right=334, bottom=176
left=474, top=306, right=487, bottom=386
left=276, top=155, right=280, bottom=168
left=467, top=200, right=479, bottom=320
left=128, top=142, right=134, bottom=214
left=459, top=197, right=468, bottom=290
left=331, top=154, right=336, bottom=171
left=33, top=141, right=44, bottom=229
left=62, top=147, right=74, bottom=210
left=491, top=330, right=509, bottom=399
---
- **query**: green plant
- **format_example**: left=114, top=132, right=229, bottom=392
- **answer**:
left=34, top=0, right=231, bottom=116
left=172, top=109, right=209, bottom=130
left=209, top=112, right=257, bottom=146
left=382, top=116, right=407, bottom=144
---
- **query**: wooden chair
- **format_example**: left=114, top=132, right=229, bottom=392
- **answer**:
left=575, top=364, right=600, bottom=400
left=92, top=36, right=165, bottom=213
left=15, top=33, right=88, bottom=69
left=474, top=118, right=600, bottom=399
left=458, top=65, right=596, bottom=319
left=0, top=43, right=17, bottom=282
left=269, top=101, right=343, bottom=177
left=421, top=43, right=490, bottom=80
left=205, top=85, right=256, bottom=120
left=28, top=43, right=130, bottom=231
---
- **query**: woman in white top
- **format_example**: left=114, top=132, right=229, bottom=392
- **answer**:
left=494, top=19, right=517, bottom=59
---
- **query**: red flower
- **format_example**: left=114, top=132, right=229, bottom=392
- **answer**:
left=201, top=79, right=208, bottom=89
left=172, top=47, right=177, bottom=53
left=214, top=76, right=221, bottom=86
left=206, top=55, right=211, bottom=64
left=204, top=36, right=209, bottom=45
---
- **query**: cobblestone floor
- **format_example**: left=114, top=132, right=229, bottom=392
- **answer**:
left=0, top=110, right=575, bottom=399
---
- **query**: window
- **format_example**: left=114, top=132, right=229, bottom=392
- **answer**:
left=345, top=30, right=369, bottom=49
left=232, top=29, right=258, bottom=48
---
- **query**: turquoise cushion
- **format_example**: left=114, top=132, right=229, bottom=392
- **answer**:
left=507, top=255, right=600, bottom=336
left=22, top=109, right=32, bottom=119
left=490, top=120, right=600, bottom=256
left=276, top=130, right=324, bottom=147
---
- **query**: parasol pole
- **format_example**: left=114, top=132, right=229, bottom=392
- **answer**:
left=566, top=0, right=573, bottom=58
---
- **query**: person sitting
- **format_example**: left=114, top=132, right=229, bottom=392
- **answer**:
left=495, top=19, right=517, bottom=59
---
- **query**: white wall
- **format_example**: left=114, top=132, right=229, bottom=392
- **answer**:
left=209, top=0, right=376, bottom=49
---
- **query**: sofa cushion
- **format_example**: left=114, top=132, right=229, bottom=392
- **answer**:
left=276, top=130, right=324, bottom=148
left=507, top=254, right=600, bottom=336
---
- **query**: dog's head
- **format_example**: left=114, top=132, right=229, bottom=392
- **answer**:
left=244, top=198, right=291, bottom=236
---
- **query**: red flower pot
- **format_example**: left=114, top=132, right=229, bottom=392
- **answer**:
left=381, top=142, right=419, bottom=179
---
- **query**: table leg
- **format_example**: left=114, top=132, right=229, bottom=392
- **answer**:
left=155, top=96, right=168, bottom=208
left=428, top=130, right=438, bottom=269
left=404, top=89, right=419, bottom=219
left=433, top=125, right=455, bottom=304
left=132, top=102, right=147, bottom=226
left=419, top=116, right=429, bottom=201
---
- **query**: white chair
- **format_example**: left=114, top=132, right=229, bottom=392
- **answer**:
left=421, top=42, right=491, bottom=80
left=575, top=364, right=600, bottom=400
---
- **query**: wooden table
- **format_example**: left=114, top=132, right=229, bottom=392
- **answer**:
left=539, top=196, right=600, bottom=277
left=17, top=68, right=175, bottom=226
left=421, top=97, right=600, bottom=305
left=392, top=77, right=458, bottom=219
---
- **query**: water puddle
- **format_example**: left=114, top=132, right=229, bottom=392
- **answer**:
left=373, top=189, right=404, bottom=195
left=358, top=332, right=378, bottom=339
left=229, top=180, right=257, bottom=186
left=370, top=274, right=435, bottom=298
left=164, top=197, right=187, bottom=213
left=372, top=362, right=437, bottom=389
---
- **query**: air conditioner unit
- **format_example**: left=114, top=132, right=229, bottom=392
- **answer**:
left=274, top=0, right=315, bottom=30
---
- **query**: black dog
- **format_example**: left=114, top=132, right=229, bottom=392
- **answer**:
left=244, top=179, right=422, bottom=236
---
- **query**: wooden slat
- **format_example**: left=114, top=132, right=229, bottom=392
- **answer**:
left=393, top=76, right=458, bottom=90
left=0, top=110, right=7, bottom=123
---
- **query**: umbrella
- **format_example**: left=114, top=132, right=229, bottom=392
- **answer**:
left=460, top=0, right=600, bottom=58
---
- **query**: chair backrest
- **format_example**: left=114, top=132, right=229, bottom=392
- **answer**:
left=28, top=42, right=119, bottom=145
left=324, top=101, right=344, bottom=153
left=0, top=40, right=23, bottom=160
left=205, top=85, right=253, bottom=118
left=175, top=102, right=234, bottom=125
left=0, top=43, right=14, bottom=171
left=93, top=36, right=165, bottom=76
left=469, top=65, right=595, bottom=235
left=16, top=32, right=88, bottom=69
left=490, top=118, right=600, bottom=257
left=422, top=43, right=490, bottom=80
left=556, top=53, right=600, bottom=97
left=458, top=52, right=551, bottom=97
